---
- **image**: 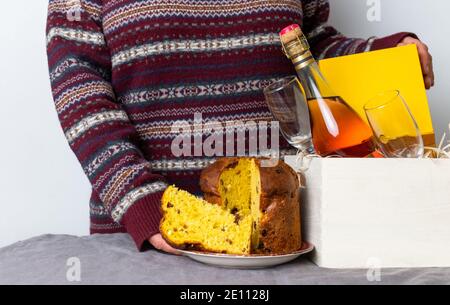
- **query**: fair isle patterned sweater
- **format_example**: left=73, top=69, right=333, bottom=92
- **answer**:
left=46, top=0, right=412, bottom=250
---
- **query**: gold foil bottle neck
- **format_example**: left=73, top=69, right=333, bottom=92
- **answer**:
left=279, top=24, right=315, bottom=70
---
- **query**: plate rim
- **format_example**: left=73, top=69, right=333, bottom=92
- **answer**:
left=178, top=241, right=314, bottom=259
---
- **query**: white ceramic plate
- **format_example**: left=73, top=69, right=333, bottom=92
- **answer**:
left=179, top=242, right=314, bottom=269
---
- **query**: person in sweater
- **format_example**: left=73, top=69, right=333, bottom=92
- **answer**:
left=46, top=0, right=434, bottom=254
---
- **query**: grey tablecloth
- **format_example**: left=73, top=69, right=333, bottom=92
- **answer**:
left=0, top=234, right=448, bottom=285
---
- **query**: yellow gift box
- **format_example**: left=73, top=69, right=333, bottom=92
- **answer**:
left=318, top=45, right=436, bottom=146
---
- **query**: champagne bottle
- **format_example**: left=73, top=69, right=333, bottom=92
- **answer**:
left=279, top=24, right=375, bottom=157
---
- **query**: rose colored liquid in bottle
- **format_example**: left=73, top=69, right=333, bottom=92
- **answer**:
left=307, top=96, right=375, bottom=157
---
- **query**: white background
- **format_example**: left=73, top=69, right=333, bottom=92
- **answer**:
left=0, top=0, right=449, bottom=248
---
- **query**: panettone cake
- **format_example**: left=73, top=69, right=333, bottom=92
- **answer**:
left=160, top=158, right=301, bottom=255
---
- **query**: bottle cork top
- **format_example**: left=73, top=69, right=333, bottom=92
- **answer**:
left=279, top=24, right=311, bottom=62
left=279, top=24, right=303, bottom=45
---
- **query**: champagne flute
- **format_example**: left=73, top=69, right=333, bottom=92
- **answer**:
left=364, top=90, right=424, bottom=158
left=264, top=76, right=315, bottom=154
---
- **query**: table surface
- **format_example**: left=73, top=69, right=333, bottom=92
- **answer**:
left=0, top=233, right=448, bottom=285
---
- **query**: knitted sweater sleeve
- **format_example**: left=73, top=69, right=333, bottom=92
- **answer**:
left=302, top=0, right=417, bottom=59
left=46, top=0, right=167, bottom=250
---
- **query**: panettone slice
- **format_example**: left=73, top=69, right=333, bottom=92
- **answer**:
left=160, top=186, right=253, bottom=255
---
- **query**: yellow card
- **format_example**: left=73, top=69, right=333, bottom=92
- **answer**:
left=319, top=45, right=435, bottom=146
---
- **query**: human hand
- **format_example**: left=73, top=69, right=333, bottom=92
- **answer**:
left=149, top=233, right=181, bottom=255
left=398, top=37, right=434, bottom=89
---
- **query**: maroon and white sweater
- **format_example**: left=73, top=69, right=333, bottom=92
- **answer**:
left=46, top=0, right=414, bottom=250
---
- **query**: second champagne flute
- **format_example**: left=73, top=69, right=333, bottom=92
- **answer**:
left=264, top=76, right=315, bottom=154
left=364, top=90, right=424, bottom=158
